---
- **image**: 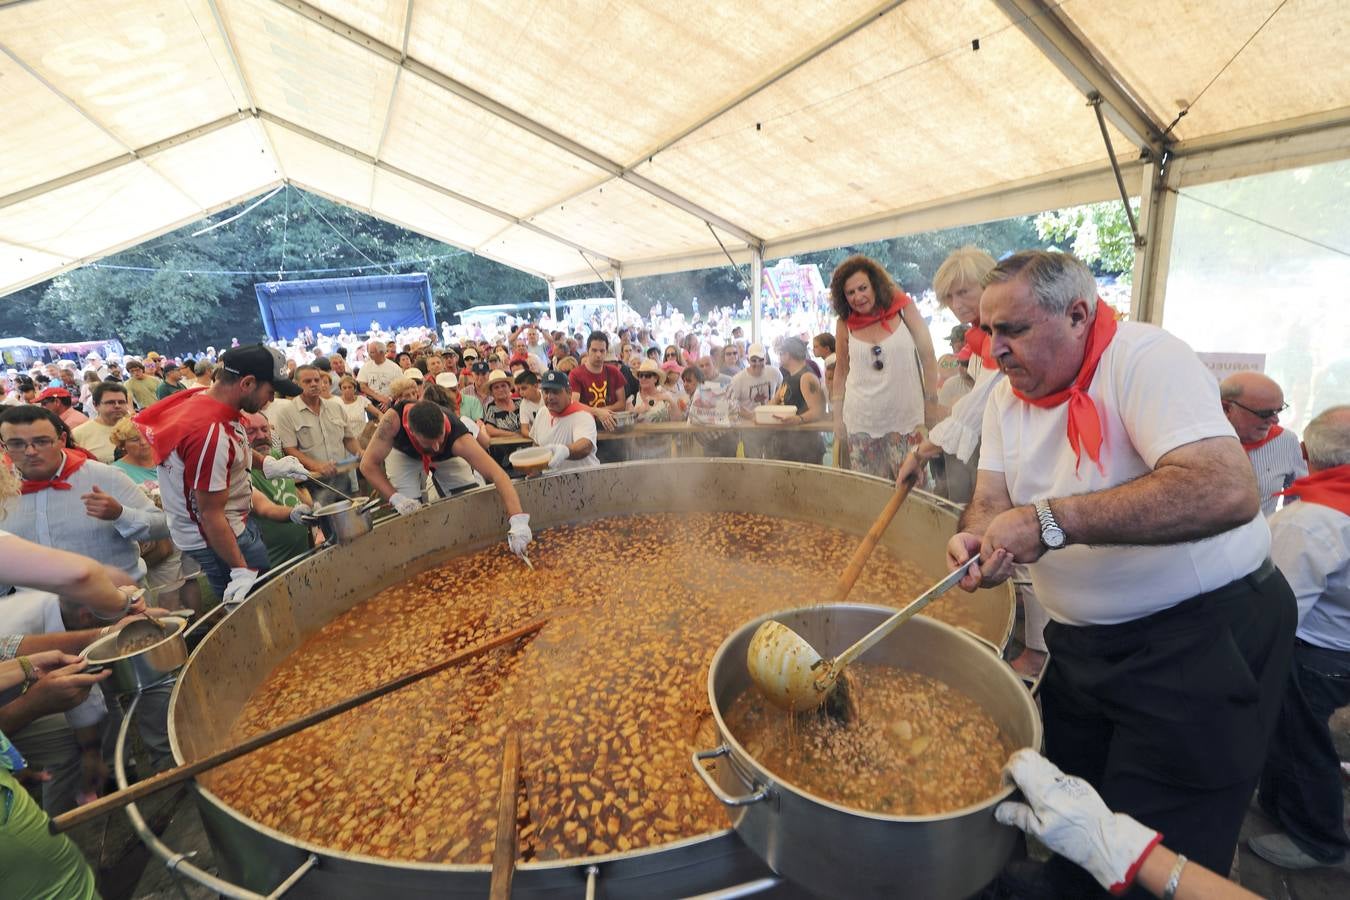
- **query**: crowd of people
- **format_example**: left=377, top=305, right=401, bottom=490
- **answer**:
left=0, top=247, right=1346, bottom=899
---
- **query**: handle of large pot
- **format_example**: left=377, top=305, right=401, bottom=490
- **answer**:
left=957, top=627, right=1050, bottom=697
left=691, top=745, right=769, bottom=808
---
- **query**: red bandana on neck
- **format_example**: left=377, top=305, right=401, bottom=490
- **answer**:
left=20, top=450, right=88, bottom=494
left=550, top=401, right=588, bottom=424
left=963, top=322, right=998, bottom=370
left=1276, top=466, right=1350, bottom=516
left=1011, top=299, right=1119, bottom=474
left=1241, top=424, right=1284, bottom=452
left=401, top=404, right=452, bottom=474
left=845, top=290, right=912, bottom=333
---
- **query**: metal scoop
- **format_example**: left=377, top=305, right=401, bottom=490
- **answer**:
left=747, top=555, right=980, bottom=712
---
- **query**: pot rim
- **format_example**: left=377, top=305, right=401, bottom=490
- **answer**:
left=707, top=603, right=1039, bottom=824
left=82, top=615, right=188, bottom=665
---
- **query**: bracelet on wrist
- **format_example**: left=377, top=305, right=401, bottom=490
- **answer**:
left=17, top=655, right=36, bottom=686
left=90, top=587, right=136, bottom=622
left=1161, top=854, right=1187, bottom=900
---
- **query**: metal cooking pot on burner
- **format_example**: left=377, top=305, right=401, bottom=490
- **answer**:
left=695, top=605, right=1041, bottom=899
left=167, top=460, right=1016, bottom=898
left=301, top=498, right=378, bottom=544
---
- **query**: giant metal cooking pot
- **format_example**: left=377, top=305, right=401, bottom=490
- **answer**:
left=167, top=460, right=1015, bottom=898
left=695, top=605, right=1042, bottom=899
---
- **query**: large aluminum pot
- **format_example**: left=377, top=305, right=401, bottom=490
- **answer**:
left=301, top=498, right=377, bottom=544
left=168, top=460, right=1015, bottom=898
left=695, top=605, right=1042, bottom=899
left=83, top=616, right=189, bottom=696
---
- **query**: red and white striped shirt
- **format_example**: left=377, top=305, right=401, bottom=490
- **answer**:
left=153, top=401, right=252, bottom=552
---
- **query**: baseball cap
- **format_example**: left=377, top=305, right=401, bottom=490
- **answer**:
left=471, top=361, right=490, bottom=375
left=486, top=370, right=512, bottom=386
left=221, top=344, right=301, bottom=397
left=746, top=343, right=767, bottom=360
left=406, top=367, right=424, bottom=381
left=35, top=387, right=72, bottom=403
left=462, top=347, right=479, bottom=360
left=540, top=370, right=569, bottom=392
left=434, top=372, right=459, bottom=389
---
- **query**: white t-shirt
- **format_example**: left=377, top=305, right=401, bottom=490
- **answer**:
left=979, top=322, right=1270, bottom=626
left=930, top=361, right=1003, bottom=463
left=1246, top=428, right=1307, bottom=516
left=530, top=408, right=599, bottom=470
left=726, top=366, right=782, bottom=418
left=1269, top=497, right=1350, bottom=651
left=356, top=358, right=403, bottom=398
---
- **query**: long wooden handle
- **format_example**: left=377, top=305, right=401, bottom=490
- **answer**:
left=825, top=478, right=915, bottom=606
left=50, top=618, right=546, bottom=834
left=488, top=732, right=522, bottom=900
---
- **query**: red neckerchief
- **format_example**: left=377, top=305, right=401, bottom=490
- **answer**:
left=550, top=401, right=588, bottom=425
left=963, top=321, right=998, bottom=370
left=1011, top=299, right=1119, bottom=475
left=1241, top=424, right=1284, bottom=452
left=134, top=386, right=240, bottom=465
left=20, top=450, right=88, bottom=494
left=1276, top=466, right=1350, bottom=516
left=401, top=403, right=452, bottom=474
left=845, top=289, right=912, bottom=334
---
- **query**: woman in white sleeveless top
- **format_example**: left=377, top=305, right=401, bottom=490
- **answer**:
left=829, top=255, right=939, bottom=480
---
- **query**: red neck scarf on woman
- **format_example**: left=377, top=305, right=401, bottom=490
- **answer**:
left=1241, top=424, right=1284, bottom=452
left=845, top=290, right=912, bottom=333
left=20, top=449, right=88, bottom=494
left=963, top=322, right=998, bottom=370
left=1011, top=299, right=1119, bottom=474
left=1276, top=466, right=1350, bottom=516
left=401, top=404, right=452, bottom=474
left=550, top=401, right=588, bottom=424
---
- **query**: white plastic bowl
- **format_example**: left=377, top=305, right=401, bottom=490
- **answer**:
left=753, top=404, right=797, bottom=425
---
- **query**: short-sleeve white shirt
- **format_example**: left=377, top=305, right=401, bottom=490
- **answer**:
left=530, top=408, right=599, bottom=470
left=356, top=358, right=403, bottom=398
left=979, top=322, right=1270, bottom=626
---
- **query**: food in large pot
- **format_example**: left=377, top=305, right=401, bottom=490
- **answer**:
left=169, top=461, right=1016, bottom=898
left=696, top=604, right=1042, bottom=899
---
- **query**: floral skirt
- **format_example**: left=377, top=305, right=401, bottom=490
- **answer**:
left=846, top=430, right=919, bottom=481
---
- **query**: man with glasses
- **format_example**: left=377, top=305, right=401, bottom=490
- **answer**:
left=1222, top=371, right=1306, bottom=516
left=71, top=381, right=130, bottom=463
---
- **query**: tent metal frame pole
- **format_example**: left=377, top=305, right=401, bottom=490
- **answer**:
left=1130, top=158, right=1179, bottom=326
left=547, top=280, right=557, bottom=325
left=990, top=0, right=1167, bottom=158
left=614, top=270, right=624, bottom=328
left=204, top=0, right=283, bottom=166
left=750, top=246, right=764, bottom=344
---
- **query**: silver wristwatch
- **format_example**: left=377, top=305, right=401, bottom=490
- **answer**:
left=1034, top=499, right=1066, bottom=550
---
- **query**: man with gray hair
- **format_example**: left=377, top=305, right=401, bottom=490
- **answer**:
left=947, top=250, right=1294, bottom=897
left=1252, top=405, right=1350, bottom=870
left=1221, top=371, right=1306, bottom=515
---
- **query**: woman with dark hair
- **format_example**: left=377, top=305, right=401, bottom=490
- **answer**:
left=395, top=351, right=413, bottom=371
left=829, top=255, right=939, bottom=480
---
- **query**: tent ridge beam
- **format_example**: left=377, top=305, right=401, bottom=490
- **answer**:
left=259, top=110, right=620, bottom=268
left=990, top=0, right=1168, bottom=157
left=270, top=0, right=761, bottom=246
left=0, top=111, right=250, bottom=211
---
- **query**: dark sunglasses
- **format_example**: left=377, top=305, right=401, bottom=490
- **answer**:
left=871, top=345, right=884, bottom=371
left=1229, top=400, right=1287, bottom=420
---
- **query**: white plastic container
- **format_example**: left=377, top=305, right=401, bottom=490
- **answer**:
left=753, top=405, right=796, bottom=425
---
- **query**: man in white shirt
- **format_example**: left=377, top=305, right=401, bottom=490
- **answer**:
left=356, top=340, right=403, bottom=412
left=727, top=343, right=782, bottom=459
left=275, top=364, right=362, bottom=497
left=531, top=370, right=599, bottom=471
left=515, top=370, right=543, bottom=438
left=1221, top=371, right=1307, bottom=516
left=948, top=251, right=1295, bottom=898
left=1252, top=405, right=1350, bottom=870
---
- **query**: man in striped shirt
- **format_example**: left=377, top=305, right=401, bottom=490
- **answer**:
left=1222, top=372, right=1307, bottom=516
left=136, top=345, right=310, bottom=606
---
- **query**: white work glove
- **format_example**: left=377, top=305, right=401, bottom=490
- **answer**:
left=221, top=567, right=260, bottom=607
left=507, top=513, right=532, bottom=557
left=995, top=749, right=1161, bottom=895
left=546, top=444, right=570, bottom=468
left=390, top=492, right=421, bottom=517
left=288, top=503, right=312, bottom=525
left=262, top=455, right=311, bottom=482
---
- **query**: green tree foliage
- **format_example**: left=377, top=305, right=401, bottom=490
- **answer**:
left=1034, top=201, right=1138, bottom=278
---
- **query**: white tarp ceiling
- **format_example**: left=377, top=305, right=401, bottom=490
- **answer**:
left=1, top=0, right=1348, bottom=296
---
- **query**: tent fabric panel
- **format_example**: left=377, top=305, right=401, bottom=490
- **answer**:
left=479, top=225, right=599, bottom=279
left=302, top=0, right=410, bottom=50
left=631, top=0, right=1133, bottom=241
left=0, top=52, right=129, bottom=199
left=263, top=121, right=375, bottom=207
left=0, top=241, right=72, bottom=295
left=0, top=0, right=249, bottom=148
left=406, top=0, right=886, bottom=164
left=377, top=70, right=609, bottom=217
left=1064, top=0, right=1350, bottom=142
left=221, top=0, right=398, bottom=157
left=369, top=168, right=517, bottom=248
left=138, top=119, right=279, bottom=210
left=527, top=178, right=736, bottom=261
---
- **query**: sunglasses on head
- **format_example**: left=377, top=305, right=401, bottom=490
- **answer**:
left=871, top=345, right=884, bottom=371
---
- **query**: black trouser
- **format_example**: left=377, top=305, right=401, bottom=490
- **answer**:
left=1258, top=639, right=1350, bottom=862
left=1038, top=561, right=1296, bottom=898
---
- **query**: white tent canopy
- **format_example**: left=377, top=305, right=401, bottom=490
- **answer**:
left=3, top=0, right=1348, bottom=310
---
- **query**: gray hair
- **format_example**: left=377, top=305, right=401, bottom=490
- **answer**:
left=779, top=337, right=808, bottom=361
left=1218, top=380, right=1243, bottom=402
left=983, top=250, right=1097, bottom=315
left=1303, top=405, right=1350, bottom=468
left=193, top=360, right=212, bottom=376
left=933, top=246, right=997, bottom=303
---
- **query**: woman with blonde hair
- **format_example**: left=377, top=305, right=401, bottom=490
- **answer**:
left=829, top=255, right=939, bottom=480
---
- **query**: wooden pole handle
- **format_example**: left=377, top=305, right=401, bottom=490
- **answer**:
left=825, top=477, right=915, bottom=606
left=488, top=732, right=522, bottom=900
left=49, top=618, right=546, bottom=834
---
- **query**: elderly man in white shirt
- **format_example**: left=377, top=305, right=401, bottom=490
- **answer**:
left=0, top=405, right=168, bottom=592
left=947, top=251, right=1295, bottom=898
left=1252, top=405, right=1350, bottom=870
left=1221, top=371, right=1307, bottom=515
left=531, top=370, right=599, bottom=471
